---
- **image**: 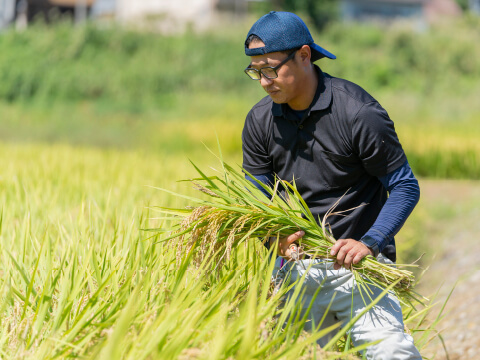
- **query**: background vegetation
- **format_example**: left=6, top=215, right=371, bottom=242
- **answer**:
left=1, top=17, right=479, bottom=178
left=0, top=13, right=479, bottom=359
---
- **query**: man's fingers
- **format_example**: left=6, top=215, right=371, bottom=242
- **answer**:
left=343, top=250, right=356, bottom=268
left=352, top=252, right=364, bottom=265
left=334, top=243, right=352, bottom=265
left=277, top=230, right=304, bottom=259
left=334, top=243, right=370, bottom=269
left=329, top=239, right=365, bottom=269
left=330, top=239, right=347, bottom=256
left=286, top=231, right=304, bottom=245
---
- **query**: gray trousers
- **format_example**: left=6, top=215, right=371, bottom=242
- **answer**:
left=272, top=255, right=422, bottom=360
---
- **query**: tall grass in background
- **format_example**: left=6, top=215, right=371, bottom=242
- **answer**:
left=0, top=18, right=479, bottom=179
left=0, top=22, right=256, bottom=108
left=1, top=17, right=479, bottom=105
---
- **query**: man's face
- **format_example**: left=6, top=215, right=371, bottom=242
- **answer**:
left=247, top=41, right=304, bottom=107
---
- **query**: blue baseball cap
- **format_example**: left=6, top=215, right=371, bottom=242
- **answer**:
left=245, top=11, right=336, bottom=61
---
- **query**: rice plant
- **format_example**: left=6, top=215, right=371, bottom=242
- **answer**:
left=154, top=157, right=426, bottom=307
left=0, top=142, right=447, bottom=359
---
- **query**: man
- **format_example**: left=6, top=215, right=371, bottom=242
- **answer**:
left=242, top=11, right=422, bottom=359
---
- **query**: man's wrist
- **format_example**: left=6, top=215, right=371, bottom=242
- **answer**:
left=359, top=235, right=380, bottom=257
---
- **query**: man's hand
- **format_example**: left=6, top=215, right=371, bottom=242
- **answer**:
left=270, top=230, right=305, bottom=260
left=330, top=238, right=374, bottom=270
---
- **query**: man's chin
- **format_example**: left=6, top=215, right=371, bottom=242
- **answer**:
left=268, top=93, right=285, bottom=104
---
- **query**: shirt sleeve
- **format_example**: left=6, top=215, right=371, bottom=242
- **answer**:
left=242, top=109, right=273, bottom=175
left=353, top=101, right=407, bottom=177
left=360, top=160, right=420, bottom=253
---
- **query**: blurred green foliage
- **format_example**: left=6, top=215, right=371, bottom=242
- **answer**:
left=258, top=0, right=339, bottom=31
left=322, top=18, right=480, bottom=94
left=0, top=18, right=479, bottom=179
left=455, top=0, right=469, bottom=11
left=0, top=22, right=260, bottom=110
left=1, top=18, right=479, bottom=107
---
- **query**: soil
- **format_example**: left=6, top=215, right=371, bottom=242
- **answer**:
left=415, top=180, right=480, bottom=360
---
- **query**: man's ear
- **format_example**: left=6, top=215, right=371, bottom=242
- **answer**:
left=298, top=45, right=312, bottom=64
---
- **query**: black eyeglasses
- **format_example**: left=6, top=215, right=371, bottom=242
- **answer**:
left=244, top=49, right=298, bottom=80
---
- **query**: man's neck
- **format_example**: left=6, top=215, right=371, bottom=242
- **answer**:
left=288, top=68, right=319, bottom=111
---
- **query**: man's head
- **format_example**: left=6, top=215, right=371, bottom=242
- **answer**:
left=244, top=11, right=335, bottom=62
left=244, top=12, right=335, bottom=110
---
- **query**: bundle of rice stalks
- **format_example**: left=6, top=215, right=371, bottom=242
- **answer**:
left=154, top=159, right=425, bottom=305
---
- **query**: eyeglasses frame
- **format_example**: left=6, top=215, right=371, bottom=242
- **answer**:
left=244, top=48, right=299, bottom=80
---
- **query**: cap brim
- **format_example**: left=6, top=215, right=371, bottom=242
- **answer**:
left=310, top=43, right=336, bottom=61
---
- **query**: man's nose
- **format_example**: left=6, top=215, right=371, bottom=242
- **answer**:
left=260, top=74, right=274, bottom=87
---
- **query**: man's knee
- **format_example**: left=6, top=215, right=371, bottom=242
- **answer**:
left=358, top=331, right=422, bottom=360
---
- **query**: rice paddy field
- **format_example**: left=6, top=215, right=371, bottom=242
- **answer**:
left=0, top=142, right=446, bottom=359
left=0, top=16, right=479, bottom=359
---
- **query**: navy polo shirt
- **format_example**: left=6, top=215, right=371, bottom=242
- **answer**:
left=242, top=67, right=407, bottom=246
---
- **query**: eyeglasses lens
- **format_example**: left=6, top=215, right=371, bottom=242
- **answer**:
left=245, top=69, right=261, bottom=80
left=261, top=68, right=277, bottom=79
left=245, top=49, right=296, bottom=81
left=245, top=67, right=278, bottom=80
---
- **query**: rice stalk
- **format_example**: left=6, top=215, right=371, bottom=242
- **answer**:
left=154, top=159, right=426, bottom=305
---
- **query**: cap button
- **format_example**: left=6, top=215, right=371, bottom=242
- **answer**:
left=269, top=11, right=276, bottom=14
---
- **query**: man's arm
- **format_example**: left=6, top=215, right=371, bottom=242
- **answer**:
left=360, top=160, right=420, bottom=255
left=247, top=162, right=420, bottom=264
left=331, top=160, right=420, bottom=269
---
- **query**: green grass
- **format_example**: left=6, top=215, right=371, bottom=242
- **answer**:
left=1, top=19, right=479, bottom=178
left=0, top=141, right=445, bottom=359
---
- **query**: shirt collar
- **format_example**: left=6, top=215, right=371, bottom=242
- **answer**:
left=271, top=65, right=332, bottom=118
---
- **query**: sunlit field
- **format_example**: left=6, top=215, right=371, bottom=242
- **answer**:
left=0, top=16, right=479, bottom=359
left=0, top=142, right=444, bottom=358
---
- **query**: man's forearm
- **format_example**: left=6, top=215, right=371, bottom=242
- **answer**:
left=360, top=161, right=420, bottom=254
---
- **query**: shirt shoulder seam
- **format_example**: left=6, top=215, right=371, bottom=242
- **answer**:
left=331, top=83, right=376, bottom=106
left=251, top=96, right=274, bottom=111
